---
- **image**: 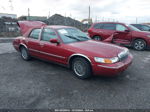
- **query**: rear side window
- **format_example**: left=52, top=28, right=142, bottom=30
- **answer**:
left=41, top=28, right=57, bottom=41
left=102, top=23, right=116, bottom=30
left=29, top=29, right=41, bottom=39
left=93, top=23, right=104, bottom=29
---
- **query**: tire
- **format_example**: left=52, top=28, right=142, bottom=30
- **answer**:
left=20, top=46, right=31, bottom=61
left=72, top=57, right=92, bottom=79
left=93, top=36, right=102, bottom=41
left=133, top=39, right=146, bottom=51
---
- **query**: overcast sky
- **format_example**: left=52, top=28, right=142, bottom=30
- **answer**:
left=0, top=0, right=150, bottom=23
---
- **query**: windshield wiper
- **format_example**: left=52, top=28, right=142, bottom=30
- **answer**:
left=64, top=35, right=81, bottom=41
left=77, top=35, right=90, bottom=40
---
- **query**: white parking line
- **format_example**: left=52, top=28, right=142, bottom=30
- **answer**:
left=0, top=43, right=16, bottom=54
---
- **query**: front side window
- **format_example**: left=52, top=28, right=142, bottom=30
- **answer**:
left=102, top=24, right=116, bottom=30
left=116, top=24, right=127, bottom=31
left=29, top=29, right=41, bottom=39
left=41, top=28, right=57, bottom=41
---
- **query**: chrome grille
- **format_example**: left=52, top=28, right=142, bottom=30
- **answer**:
left=118, top=49, right=129, bottom=61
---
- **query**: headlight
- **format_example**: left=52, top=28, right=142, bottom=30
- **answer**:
left=94, top=57, right=119, bottom=64
left=147, top=35, right=150, bottom=37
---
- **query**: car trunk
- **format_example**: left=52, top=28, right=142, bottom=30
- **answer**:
left=17, top=21, right=47, bottom=35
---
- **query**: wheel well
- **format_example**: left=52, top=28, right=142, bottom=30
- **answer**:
left=19, top=44, right=27, bottom=51
left=132, top=38, right=147, bottom=46
left=69, top=55, right=92, bottom=69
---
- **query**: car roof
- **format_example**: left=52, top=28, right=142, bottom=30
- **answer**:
left=45, top=25, right=74, bottom=29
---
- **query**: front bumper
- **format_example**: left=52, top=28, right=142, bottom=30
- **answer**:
left=92, top=54, right=133, bottom=76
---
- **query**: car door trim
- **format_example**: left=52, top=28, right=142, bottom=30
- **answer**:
left=29, top=48, right=66, bottom=59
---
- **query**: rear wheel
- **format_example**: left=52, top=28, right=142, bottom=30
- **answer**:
left=133, top=39, right=146, bottom=51
left=72, top=57, right=92, bottom=79
left=20, top=46, right=31, bottom=61
left=93, top=36, right=102, bottom=41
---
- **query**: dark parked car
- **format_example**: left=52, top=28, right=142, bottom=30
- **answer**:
left=13, top=21, right=133, bottom=79
left=88, top=22, right=150, bottom=51
left=131, top=24, right=150, bottom=32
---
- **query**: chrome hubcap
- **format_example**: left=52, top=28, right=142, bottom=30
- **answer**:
left=21, top=48, right=28, bottom=59
left=73, top=61, right=86, bottom=76
left=134, top=41, right=145, bottom=50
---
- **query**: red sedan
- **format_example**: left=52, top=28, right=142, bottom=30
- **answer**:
left=13, top=21, right=133, bottom=79
left=88, top=22, right=150, bottom=51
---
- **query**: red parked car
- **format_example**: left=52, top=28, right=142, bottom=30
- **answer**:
left=88, top=22, right=150, bottom=51
left=13, top=21, right=133, bottom=79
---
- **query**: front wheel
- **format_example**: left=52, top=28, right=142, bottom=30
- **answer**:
left=133, top=39, right=146, bottom=51
left=72, top=57, right=92, bottom=79
left=20, top=47, right=31, bottom=61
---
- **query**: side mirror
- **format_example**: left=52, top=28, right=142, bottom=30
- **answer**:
left=50, top=38, right=59, bottom=45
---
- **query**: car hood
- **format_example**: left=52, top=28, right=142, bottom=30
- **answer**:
left=66, top=40, right=126, bottom=58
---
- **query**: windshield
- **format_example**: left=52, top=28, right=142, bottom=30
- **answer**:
left=57, top=28, right=90, bottom=44
left=127, top=24, right=141, bottom=31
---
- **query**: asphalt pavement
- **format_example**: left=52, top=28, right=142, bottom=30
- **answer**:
left=0, top=42, right=150, bottom=109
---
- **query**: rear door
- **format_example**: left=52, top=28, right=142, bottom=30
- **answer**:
left=113, top=24, right=132, bottom=45
left=26, top=28, right=42, bottom=57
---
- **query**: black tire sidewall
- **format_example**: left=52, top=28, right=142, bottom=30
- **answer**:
left=133, top=39, right=146, bottom=51
left=20, top=47, right=30, bottom=61
left=72, top=57, right=92, bottom=79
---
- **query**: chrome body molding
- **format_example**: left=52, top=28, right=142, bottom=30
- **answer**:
left=68, top=53, right=92, bottom=64
left=29, top=48, right=66, bottom=59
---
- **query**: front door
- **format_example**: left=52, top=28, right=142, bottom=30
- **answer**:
left=39, top=28, right=67, bottom=64
left=113, top=24, right=132, bottom=45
